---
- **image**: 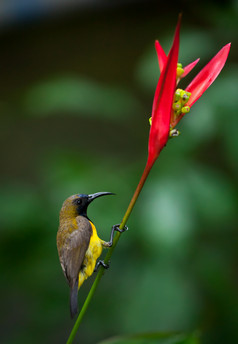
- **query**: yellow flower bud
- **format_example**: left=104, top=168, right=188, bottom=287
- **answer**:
left=176, top=67, right=184, bottom=78
left=181, top=106, right=190, bottom=114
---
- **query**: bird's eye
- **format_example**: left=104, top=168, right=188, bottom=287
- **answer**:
left=76, top=199, right=82, bottom=205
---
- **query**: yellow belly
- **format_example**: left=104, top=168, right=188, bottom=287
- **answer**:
left=78, top=221, right=103, bottom=289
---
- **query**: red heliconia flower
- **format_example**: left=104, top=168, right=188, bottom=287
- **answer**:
left=147, top=17, right=231, bottom=169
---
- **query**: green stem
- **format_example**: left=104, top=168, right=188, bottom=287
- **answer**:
left=66, top=162, right=152, bottom=344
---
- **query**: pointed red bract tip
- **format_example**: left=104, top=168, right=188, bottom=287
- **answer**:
left=147, top=17, right=181, bottom=167
left=182, top=58, right=200, bottom=78
left=155, top=40, right=167, bottom=72
left=186, top=43, right=231, bottom=107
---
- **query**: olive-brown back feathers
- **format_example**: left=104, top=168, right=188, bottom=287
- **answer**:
left=57, top=216, right=92, bottom=286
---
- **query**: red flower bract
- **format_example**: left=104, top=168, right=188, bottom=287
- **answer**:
left=171, top=42, right=231, bottom=128
left=186, top=43, right=231, bottom=107
left=155, top=40, right=200, bottom=79
left=147, top=17, right=181, bottom=168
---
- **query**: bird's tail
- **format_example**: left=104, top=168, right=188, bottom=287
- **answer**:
left=70, top=279, right=78, bottom=318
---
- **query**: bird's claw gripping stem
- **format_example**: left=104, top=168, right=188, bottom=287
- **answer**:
left=97, top=224, right=128, bottom=272
left=101, top=224, right=128, bottom=248
left=104, top=224, right=128, bottom=247
left=112, top=224, right=128, bottom=233
left=94, top=260, right=110, bottom=272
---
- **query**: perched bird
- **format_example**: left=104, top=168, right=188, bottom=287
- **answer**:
left=57, top=192, right=126, bottom=318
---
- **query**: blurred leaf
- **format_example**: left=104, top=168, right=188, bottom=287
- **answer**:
left=0, top=183, right=44, bottom=228
left=141, top=176, right=195, bottom=248
left=118, top=260, right=201, bottom=331
left=207, top=67, right=238, bottom=171
left=187, top=164, right=237, bottom=225
left=207, top=66, right=238, bottom=108
left=181, top=98, right=215, bottom=142
left=23, top=76, right=140, bottom=120
left=98, top=332, right=199, bottom=344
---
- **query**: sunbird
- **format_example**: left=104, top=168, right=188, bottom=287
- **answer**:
left=57, top=192, right=126, bottom=318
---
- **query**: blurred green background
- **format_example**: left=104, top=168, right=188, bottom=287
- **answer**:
left=0, top=1, right=237, bottom=343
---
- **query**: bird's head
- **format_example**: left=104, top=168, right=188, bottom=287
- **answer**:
left=59, top=192, right=114, bottom=220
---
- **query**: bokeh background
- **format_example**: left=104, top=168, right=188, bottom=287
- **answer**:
left=1, top=0, right=237, bottom=343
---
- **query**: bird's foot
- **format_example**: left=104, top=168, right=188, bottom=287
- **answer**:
left=94, top=260, right=110, bottom=272
left=103, top=224, right=128, bottom=248
left=112, top=224, right=128, bottom=233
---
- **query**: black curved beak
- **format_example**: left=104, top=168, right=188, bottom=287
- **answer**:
left=88, top=192, right=115, bottom=203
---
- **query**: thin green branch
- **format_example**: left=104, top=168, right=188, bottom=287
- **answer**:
left=66, top=163, right=152, bottom=344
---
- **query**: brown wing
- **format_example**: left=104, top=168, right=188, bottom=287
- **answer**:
left=59, top=216, right=92, bottom=288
